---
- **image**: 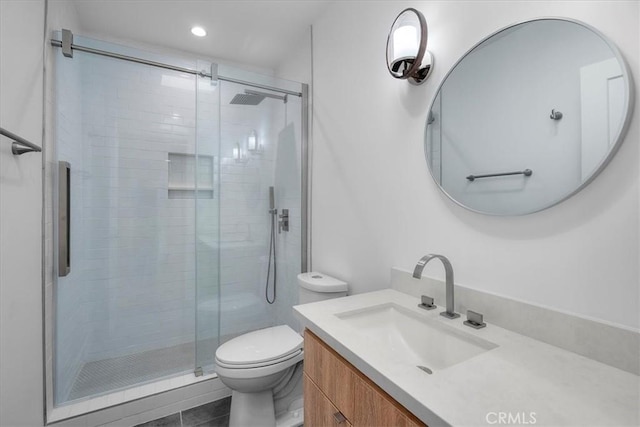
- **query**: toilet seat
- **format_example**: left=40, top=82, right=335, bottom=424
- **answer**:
left=215, top=349, right=304, bottom=380
left=215, top=325, right=303, bottom=366
left=216, top=348, right=303, bottom=370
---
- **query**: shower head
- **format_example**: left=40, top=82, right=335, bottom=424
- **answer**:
left=229, top=93, right=266, bottom=105
left=229, top=89, right=287, bottom=105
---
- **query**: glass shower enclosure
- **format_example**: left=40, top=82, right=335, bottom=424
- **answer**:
left=51, top=32, right=306, bottom=406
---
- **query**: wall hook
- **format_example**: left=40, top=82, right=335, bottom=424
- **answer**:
left=550, top=109, right=563, bottom=120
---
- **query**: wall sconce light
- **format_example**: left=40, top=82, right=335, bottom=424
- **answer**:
left=386, top=8, right=433, bottom=85
left=247, top=130, right=258, bottom=152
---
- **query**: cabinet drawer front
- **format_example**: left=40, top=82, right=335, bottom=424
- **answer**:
left=304, top=330, right=355, bottom=420
left=305, top=374, right=353, bottom=427
left=354, top=376, right=418, bottom=427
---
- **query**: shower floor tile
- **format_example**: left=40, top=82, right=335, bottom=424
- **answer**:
left=68, top=342, right=196, bottom=401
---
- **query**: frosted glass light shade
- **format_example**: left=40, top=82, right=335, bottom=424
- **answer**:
left=392, top=25, right=419, bottom=62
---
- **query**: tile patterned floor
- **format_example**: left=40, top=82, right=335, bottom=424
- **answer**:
left=135, top=397, right=232, bottom=427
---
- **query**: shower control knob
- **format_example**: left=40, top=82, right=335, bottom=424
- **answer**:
left=278, top=209, right=289, bottom=233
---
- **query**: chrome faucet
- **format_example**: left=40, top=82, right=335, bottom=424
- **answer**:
left=412, top=254, right=460, bottom=319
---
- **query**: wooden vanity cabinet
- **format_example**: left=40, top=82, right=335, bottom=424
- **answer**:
left=304, top=329, right=426, bottom=427
left=304, top=327, right=356, bottom=420
left=304, top=375, right=353, bottom=427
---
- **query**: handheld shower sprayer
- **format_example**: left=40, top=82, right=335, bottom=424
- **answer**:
left=269, top=186, right=276, bottom=214
left=266, top=186, right=277, bottom=304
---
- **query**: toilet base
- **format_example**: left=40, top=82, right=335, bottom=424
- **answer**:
left=275, top=397, right=304, bottom=427
left=229, top=389, right=276, bottom=427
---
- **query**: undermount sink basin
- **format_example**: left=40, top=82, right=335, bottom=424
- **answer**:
left=335, top=303, right=497, bottom=371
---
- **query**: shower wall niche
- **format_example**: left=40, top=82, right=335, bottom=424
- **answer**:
left=51, top=33, right=305, bottom=408
left=168, top=153, right=215, bottom=199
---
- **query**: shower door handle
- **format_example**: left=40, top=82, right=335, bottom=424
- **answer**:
left=58, top=161, right=70, bottom=277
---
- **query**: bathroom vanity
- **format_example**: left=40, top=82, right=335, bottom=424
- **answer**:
left=295, top=289, right=639, bottom=426
left=304, top=329, right=424, bottom=427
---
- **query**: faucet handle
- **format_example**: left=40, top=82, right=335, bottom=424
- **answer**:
left=418, top=295, right=437, bottom=311
left=463, top=310, right=487, bottom=329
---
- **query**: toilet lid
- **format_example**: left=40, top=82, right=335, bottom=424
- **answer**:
left=215, top=325, right=303, bottom=366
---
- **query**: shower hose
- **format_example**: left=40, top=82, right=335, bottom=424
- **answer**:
left=266, top=208, right=277, bottom=304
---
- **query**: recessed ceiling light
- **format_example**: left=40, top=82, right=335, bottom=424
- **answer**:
left=191, top=26, right=206, bottom=37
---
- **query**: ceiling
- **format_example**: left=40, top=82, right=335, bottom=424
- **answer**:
left=72, top=0, right=332, bottom=70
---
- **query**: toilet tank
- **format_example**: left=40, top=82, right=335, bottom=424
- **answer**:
left=297, top=272, right=348, bottom=304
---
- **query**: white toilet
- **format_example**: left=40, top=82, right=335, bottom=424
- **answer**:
left=215, top=272, right=348, bottom=427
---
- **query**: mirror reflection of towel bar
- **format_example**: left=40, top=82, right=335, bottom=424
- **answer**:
left=466, top=169, right=532, bottom=182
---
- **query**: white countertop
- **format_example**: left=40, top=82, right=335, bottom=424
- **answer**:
left=293, top=289, right=640, bottom=427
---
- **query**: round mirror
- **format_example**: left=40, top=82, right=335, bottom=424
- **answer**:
left=425, top=18, right=634, bottom=215
left=386, top=8, right=433, bottom=84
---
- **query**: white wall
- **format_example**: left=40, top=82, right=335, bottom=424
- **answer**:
left=0, top=1, right=45, bottom=426
left=275, top=29, right=312, bottom=85
left=311, top=1, right=639, bottom=329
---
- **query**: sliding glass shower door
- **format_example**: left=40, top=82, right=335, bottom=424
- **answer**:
left=52, top=32, right=305, bottom=406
